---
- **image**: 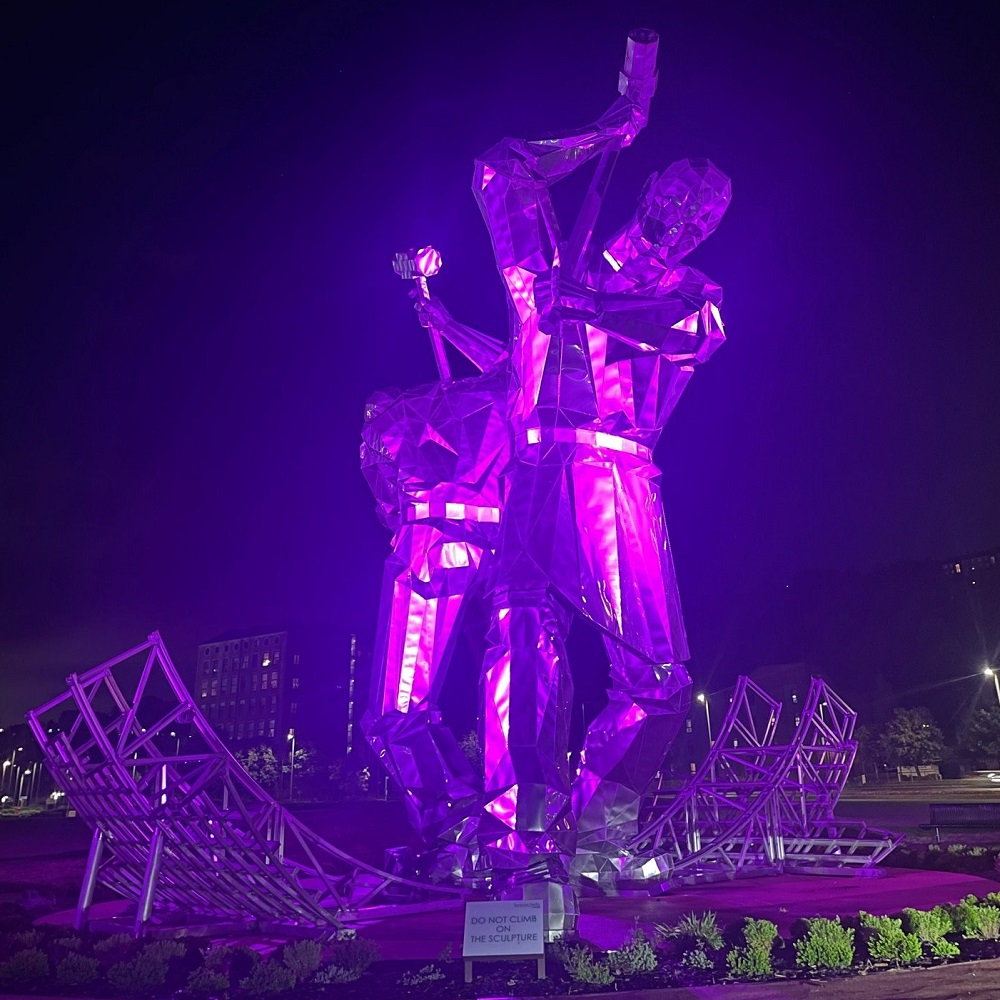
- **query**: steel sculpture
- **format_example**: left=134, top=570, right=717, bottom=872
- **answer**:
left=628, top=677, right=900, bottom=888
left=471, top=29, right=728, bottom=882
left=360, top=249, right=509, bottom=872
left=27, top=633, right=459, bottom=936
left=21, top=30, right=904, bottom=944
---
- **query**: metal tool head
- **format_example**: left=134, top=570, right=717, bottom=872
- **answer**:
left=392, top=246, right=442, bottom=280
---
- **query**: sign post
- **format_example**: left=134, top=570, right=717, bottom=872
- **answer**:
left=462, top=899, right=546, bottom=984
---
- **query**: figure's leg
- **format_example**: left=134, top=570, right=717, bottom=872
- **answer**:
left=572, top=644, right=691, bottom=862
left=478, top=585, right=576, bottom=878
left=362, top=522, right=486, bottom=847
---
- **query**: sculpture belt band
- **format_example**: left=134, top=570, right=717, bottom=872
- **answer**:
left=403, top=502, right=501, bottom=523
left=522, top=427, right=652, bottom=461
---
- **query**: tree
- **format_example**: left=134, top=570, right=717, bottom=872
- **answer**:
left=960, top=708, right=1000, bottom=760
left=237, top=745, right=279, bottom=788
left=853, top=723, right=880, bottom=780
left=878, top=708, right=945, bottom=767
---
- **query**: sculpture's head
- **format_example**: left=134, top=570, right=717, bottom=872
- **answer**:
left=634, top=158, right=731, bottom=262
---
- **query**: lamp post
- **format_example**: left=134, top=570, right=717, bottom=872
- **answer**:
left=984, top=667, right=1000, bottom=709
left=169, top=731, right=181, bottom=757
left=696, top=692, right=714, bottom=746
left=1, top=760, right=10, bottom=796
left=286, top=729, right=296, bottom=802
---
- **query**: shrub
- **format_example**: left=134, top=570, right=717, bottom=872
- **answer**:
left=903, top=905, right=953, bottom=945
left=53, top=934, right=83, bottom=952
left=398, top=962, right=448, bottom=987
left=239, top=959, right=297, bottom=995
left=282, top=939, right=322, bottom=981
left=975, top=904, right=1000, bottom=940
left=203, top=943, right=236, bottom=970
left=186, top=964, right=232, bottom=994
left=326, top=935, right=380, bottom=979
left=726, top=918, right=778, bottom=979
left=658, top=911, right=724, bottom=950
left=94, top=932, right=136, bottom=955
left=608, top=924, right=657, bottom=976
left=558, top=945, right=616, bottom=985
left=680, top=944, right=715, bottom=970
left=56, top=952, right=101, bottom=986
left=951, top=896, right=1000, bottom=939
left=143, top=938, right=186, bottom=963
left=794, top=917, right=855, bottom=971
left=107, top=951, right=167, bottom=993
left=9, top=930, right=43, bottom=950
left=858, top=912, right=921, bottom=966
left=315, top=962, right=362, bottom=984
left=931, top=937, right=960, bottom=959
left=0, top=947, right=50, bottom=983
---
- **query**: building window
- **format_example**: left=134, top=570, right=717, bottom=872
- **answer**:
left=684, top=718, right=692, bottom=733
left=293, top=654, right=300, bottom=666
left=200, top=685, right=208, bottom=699
left=268, top=719, right=276, bottom=738
left=292, top=677, right=300, bottom=689
left=252, top=673, right=259, bottom=692
left=270, top=671, right=279, bottom=689
left=290, top=702, right=298, bottom=714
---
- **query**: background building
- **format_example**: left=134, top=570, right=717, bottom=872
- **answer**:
left=194, top=627, right=368, bottom=760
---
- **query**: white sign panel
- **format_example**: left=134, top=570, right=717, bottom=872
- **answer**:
left=463, top=899, right=544, bottom=957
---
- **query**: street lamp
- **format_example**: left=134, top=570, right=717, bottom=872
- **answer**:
left=169, top=731, right=181, bottom=757
left=984, top=667, right=1000, bottom=709
left=29, top=763, right=41, bottom=803
left=1, top=760, right=10, bottom=795
left=696, top=692, right=714, bottom=746
left=286, top=729, right=296, bottom=802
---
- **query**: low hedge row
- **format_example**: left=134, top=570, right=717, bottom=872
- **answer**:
left=1, top=893, right=1000, bottom=997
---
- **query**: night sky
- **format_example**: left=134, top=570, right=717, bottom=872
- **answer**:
left=3, top=1, right=998, bottom=722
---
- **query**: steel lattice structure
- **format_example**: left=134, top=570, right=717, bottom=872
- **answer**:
left=628, top=677, right=900, bottom=888
left=26, top=633, right=459, bottom=937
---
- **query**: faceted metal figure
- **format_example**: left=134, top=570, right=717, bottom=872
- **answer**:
left=360, top=277, right=509, bottom=854
left=472, top=30, right=730, bottom=877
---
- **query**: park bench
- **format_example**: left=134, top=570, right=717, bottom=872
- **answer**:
left=925, top=803, right=1000, bottom=829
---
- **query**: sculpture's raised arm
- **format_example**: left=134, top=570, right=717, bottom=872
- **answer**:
left=411, top=291, right=507, bottom=373
left=473, top=30, right=658, bottom=279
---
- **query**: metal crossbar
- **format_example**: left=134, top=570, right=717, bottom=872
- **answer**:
left=26, top=633, right=459, bottom=937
